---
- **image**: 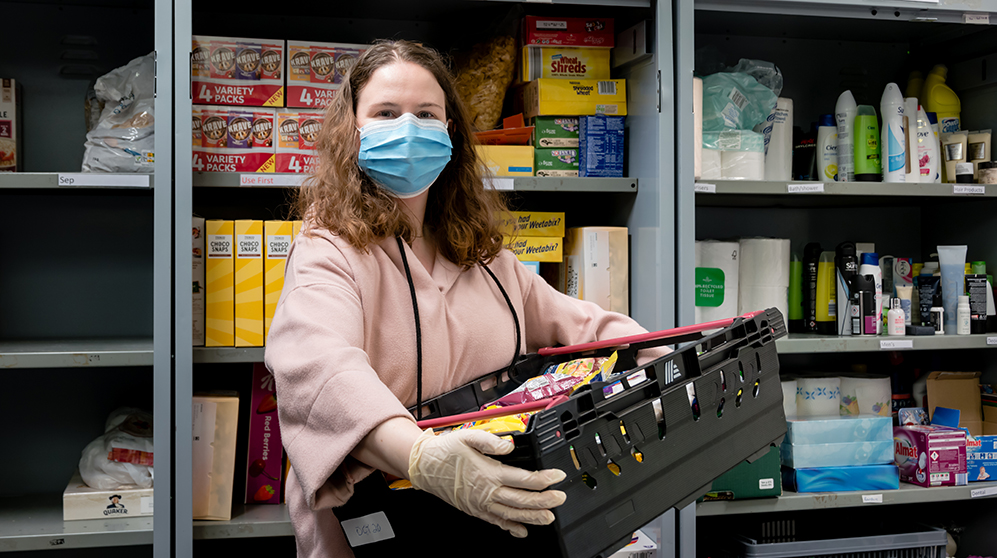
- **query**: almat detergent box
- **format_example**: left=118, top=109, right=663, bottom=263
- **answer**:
left=192, top=36, right=285, bottom=107
left=276, top=110, right=324, bottom=173
left=522, top=16, right=614, bottom=48
left=264, top=221, right=293, bottom=341
left=193, top=106, right=276, bottom=173
left=245, top=363, right=283, bottom=504
left=497, top=211, right=565, bottom=237
left=287, top=40, right=367, bottom=108
left=235, top=220, right=264, bottom=347
left=966, top=435, right=997, bottom=482
left=504, top=236, right=563, bottom=263
left=520, top=78, right=627, bottom=119
left=522, top=46, right=611, bottom=82
left=894, top=425, right=968, bottom=487
left=205, top=220, right=235, bottom=347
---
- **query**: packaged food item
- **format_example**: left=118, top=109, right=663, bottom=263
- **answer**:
left=476, top=145, right=533, bottom=177
left=0, top=79, right=20, bottom=172
left=522, top=46, right=611, bottom=81
left=78, top=408, right=154, bottom=490
left=286, top=41, right=367, bottom=108
left=264, top=221, right=293, bottom=341
left=235, top=220, right=264, bottom=347
left=496, top=211, right=565, bottom=237
left=485, top=353, right=617, bottom=408
left=64, top=469, right=153, bottom=521
left=193, top=393, right=240, bottom=520
left=521, top=16, right=614, bottom=48
left=275, top=109, right=324, bottom=173
left=192, top=106, right=276, bottom=173
left=453, top=36, right=517, bottom=131
left=205, top=220, right=235, bottom=347
left=191, top=107, right=203, bottom=148
left=504, top=236, right=563, bottom=262
left=82, top=54, right=155, bottom=173
left=520, top=78, right=627, bottom=118
left=193, top=216, right=205, bottom=346
left=192, top=35, right=285, bottom=107
left=580, top=115, right=625, bottom=177
left=532, top=116, right=580, bottom=147
left=245, top=363, right=284, bottom=504
left=535, top=148, right=579, bottom=177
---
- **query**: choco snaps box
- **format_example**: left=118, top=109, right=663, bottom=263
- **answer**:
left=287, top=40, right=367, bottom=109
left=192, top=36, right=285, bottom=107
left=894, top=425, right=968, bottom=487
left=245, top=363, right=284, bottom=504
left=63, top=469, right=153, bottom=521
left=275, top=109, right=324, bottom=173
left=192, top=107, right=276, bottom=173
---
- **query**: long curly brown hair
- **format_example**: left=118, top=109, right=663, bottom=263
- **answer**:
left=294, top=40, right=509, bottom=268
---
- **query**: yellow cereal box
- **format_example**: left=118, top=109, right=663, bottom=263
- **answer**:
left=504, top=236, right=563, bottom=262
left=497, top=211, right=565, bottom=237
left=264, top=221, right=293, bottom=342
left=475, top=145, right=534, bottom=177
left=235, top=220, right=264, bottom=347
left=521, top=46, right=611, bottom=82
left=205, top=220, right=235, bottom=347
left=520, top=78, right=627, bottom=118
left=292, top=220, right=303, bottom=237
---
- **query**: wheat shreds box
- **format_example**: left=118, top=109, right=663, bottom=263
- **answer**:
left=287, top=40, right=367, bottom=109
left=275, top=109, right=323, bottom=173
left=192, top=106, right=276, bottom=173
left=192, top=36, right=285, bottom=107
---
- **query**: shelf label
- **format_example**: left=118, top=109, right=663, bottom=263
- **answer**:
left=58, top=173, right=150, bottom=187
left=954, top=184, right=986, bottom=195
left=342, top=511, right=396, bottom=547
left=880, top=339, right=914, bottom=350
left=239, top=174, right=305, bottom=187
left=695, top=183, right=717, bottom=194
left=787, top=183, right=824, bottom=193
left=759, top=478, right=775, bottom=490
left=964, top=12, right=990, bottom=25
left=485, top=178, right=514, bottom=191
left=988, top=337, right=997, bottom=345
left=971, top=486, right=997, bottom=498
left=141, top=496, right=154, bottom=514
left=861, top=494, right=883, bottom=504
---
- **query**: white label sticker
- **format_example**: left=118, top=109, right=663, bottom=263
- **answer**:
left=603, top=380, right=625, bottom=398
left=759, top=478, right=775, bottom=490
left=207, top=235, right=233, bottom=258
left=140, top=496, right=154, bottom=514
left=787, top=183, right=824, bottom=193
left=237, top=234, right=262, bottom=258
left=626, top=370, right=648, bottom=388
left=485, top=177, right=514, bottom=191
left=862, top=494, right=883, bottom=504
left=964, top=12, right=990, bottom=24
left=987, top=337, right=997, bottom=345
left=695, top=183, right=717, bottom=194
left=267, top=234, right=292, bottom=259
left=880, top=339, right=914, bottom=350
left=240, top=174, right=306, bottom=187
left=342, top=511, right=396, bottom=547
left=954, top=184, right=986, bottom=195
left=971, top=486, right=997, bottom=498
left=58, top=173, right=150, bottom=187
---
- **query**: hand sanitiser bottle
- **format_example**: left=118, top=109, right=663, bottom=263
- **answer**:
left=888, top=298, right=906, bottom=336
left=917, top=105, right=940, bottom=183
left=854, top=105, right=882, bottom=182
left=816, top=114, right=838, bottom=181
left=881, top=83, right=906, bottom=182
left=835, top=91, right=858, bottom=182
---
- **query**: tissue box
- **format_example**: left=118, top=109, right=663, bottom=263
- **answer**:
left=894, top=425, right=968, bottom=487
left=608, top=530, right=657, bottom=558
left=785, top=415, right=893, bottom=445
left=520, top=78, right=627, bottom=118
left=966, top=435, right=997, bottom=482
left=532, top=116, right=579, bottom=148
left=476, top=145, right=534, bottom=177
left=497, top=211, right=565, bottom=237
left=535, top=148, right=578, bottom=177
left=783, top=464, right=900, bottom=493
left=579, top=115, right=624, bottom=178
left=63, top=470, right=153, bottom=521
left=701, top=444, right=781, bottom=501
left=781, top=440, right=894, bottom=468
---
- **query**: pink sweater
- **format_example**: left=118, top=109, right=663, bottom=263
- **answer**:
left=265, top=228, right=667, bottom=557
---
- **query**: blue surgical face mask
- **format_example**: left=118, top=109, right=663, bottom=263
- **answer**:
left=357, top=113, right=453, bottom=199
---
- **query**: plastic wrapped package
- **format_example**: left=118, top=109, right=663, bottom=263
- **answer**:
left=725, top=58, right=784, bottom=97
left=701, top=148, right=722, bottom=179
left=701, top=72, right=778, bottom=133
left=453, top=36, right=516, bottom=131
left=704, top=130, right=765, bottom=180
left=82, top=53, right=155, bottom=172
left=78, top=408, right=154, bottom=489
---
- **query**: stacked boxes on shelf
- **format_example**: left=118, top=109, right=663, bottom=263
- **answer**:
left=286, top=41, right=367, bottom=109
left=500, top=211, right=565, bottom=274
left=191, top=36, right=285, bottom=107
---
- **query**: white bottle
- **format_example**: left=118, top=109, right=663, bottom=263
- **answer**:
left=888, top=298, right=905, bottom=336
left=816, top=114, right=838, bottom=181
left=917, top=106, right=940, bottom=183
left=958, top=295, right=971, bottom=335
left=881, top=83, right=906, bottom=182
left=904, top=97, right=920, bottom=183
left=859, top=253, right=884, bottom=334
left=835, top=91, right=857, bottom=182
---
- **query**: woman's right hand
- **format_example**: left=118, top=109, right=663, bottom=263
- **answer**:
left=407, top=428, right=567, bottom=538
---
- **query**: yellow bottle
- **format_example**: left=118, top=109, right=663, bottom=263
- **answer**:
left=920, top=65, right=961, bottom=134
left=905, top=71, right=924, bottom=99
left=816, top=251, right=837, bottom=335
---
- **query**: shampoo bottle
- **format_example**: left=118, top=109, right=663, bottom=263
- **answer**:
left=835, top=242, right=858, bottom=336
left=803, top=242, right=822, bottom=332
left=854, top=105, right=882, bottom=181
left=916, top=105, right=940, bottom=183
left=835, top=91, right=858, bottom=182
left=816, top=250, right=837, bottom=335
left=816, top=114, right=838, bottom=181
left=880, top=83, right=906, bottom=182
left=859, top=252, right=884, bottom=334
left=788, top=252, right=804, bottom=332
left=921, top=65, right=961, bottom=134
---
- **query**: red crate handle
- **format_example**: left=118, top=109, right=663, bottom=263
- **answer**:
left=416, top=395, right=569, bottom=430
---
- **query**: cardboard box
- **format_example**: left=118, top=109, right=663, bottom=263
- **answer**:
left=205, top=220, right=235, bottom=347
left=192, top=36, right=285, bottom=107
left=193, top=216, right=206, bottom=346
left=520, top=78, right=627, bottom=119
left=192, top=106, right=276, bottom=173
left=966, top=434, right=997, bottom=482
left=504, top=236, right=563, bottom=262
left=701, top=444, right=781, bottom=501
left=293, top=220, right=303, bottom=237
left=522, top=16, right=614, bottom=48
left=522, top=46, right=611, bottom=82
left=927, top=371, right=983, bottom=434
left=476, top=145, right=534, bottom=177
left=894, top=425, right=968, bottom=487
left=535, top=148, right=579, bottom=177
left=264, top=220, right=293, bottom=341
left=563, top=227, right=629, bottom=314
left=245, top=363, right=283, bottom=503
left=193, top=393, right=240, bottom=520
left=235, top=220, right=264, bottom=347
left=276, top=110, right=323, bottom=173
left=784, top=464, right=899, bottom=493
left=63, top=470, right=153, bottom=521
left=0, top=78, right=21, bottom=171
left=497, top=211, right=565, bottom=237
left=287, top=40, right=367, bottom=108
left=532, top=116, right=580, bottom=147
left=580, top=115, right=625, bottom=177
left=608, top=530, right=657, bottom=558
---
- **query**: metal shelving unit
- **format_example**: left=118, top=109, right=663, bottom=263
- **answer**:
left=776, top=333, right=997, bottom=354
left=0, top=339, right=154, bottom=369
left=0, top=173, right=153, bottom=189
left=694, top=180, right=994, bottom=198
left=192, top=505, right=292, bottom=540
left=193, top=347, right=265, bottom=364
left=0, top=495, right=153, bottom=552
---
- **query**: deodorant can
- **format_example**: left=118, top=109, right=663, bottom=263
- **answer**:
left=851, top=275, right=877, bottom=336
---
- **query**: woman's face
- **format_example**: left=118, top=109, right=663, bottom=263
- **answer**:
left=355, top=61, right=447, bottom=129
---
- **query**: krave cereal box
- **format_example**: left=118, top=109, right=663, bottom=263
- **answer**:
left=193, top=106, right=276, bottom=173
left=275, top=109, right=324, bottom=173
left=287, top=41, right=367, bottom=109
left=192, top=36, right=285, bottom=107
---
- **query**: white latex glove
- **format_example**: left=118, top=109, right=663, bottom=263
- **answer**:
left=408, top=428, right=567, bottom=538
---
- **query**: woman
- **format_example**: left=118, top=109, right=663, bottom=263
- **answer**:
left=266, top=40, right=667, bottom=557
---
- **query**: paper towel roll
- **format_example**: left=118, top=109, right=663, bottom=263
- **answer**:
left=796, top=377, right=842, bottom=417
left=721, top=150, right=765, bottom=180
left=782, top=379, right=798, bottom=417
left=841, top=376, right=892, bottom=417
left=702, top=149, right=722, bottom=179
left=764, top=97, right=793, bottom=181
left=738, top=238, right=791, bottom=317
left=695, top=241, right=740, bottom=323
left=694, top=77, right=704, bottom=180
left=740, top=285, right=790, bottom=321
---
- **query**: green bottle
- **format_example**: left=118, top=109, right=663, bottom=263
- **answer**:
left=853, top=105, right=882, bottom=182
left=788, top=252, right=804, bottom=332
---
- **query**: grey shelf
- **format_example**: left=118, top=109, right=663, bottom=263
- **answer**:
left=776, top=333, right=997, bottom=354
left=695, top=180, right=996, bottom=198
left=0, top=173, right=153, bottom=190
left=697, top=481, right=997, bottom=517
left=0, top=339, right=154, bottom=369
left=193, top=505, right=292, bottom=540
left=696, top=0, right=997, bottom=23
left=0, top=495, right=153, bottom=552
left=193, top=346, right=265, bottom=364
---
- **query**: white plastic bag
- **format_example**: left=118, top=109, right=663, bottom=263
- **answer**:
left=82, top=53, right=155, bottom=172
left=79, top=408, right=154, bottom=489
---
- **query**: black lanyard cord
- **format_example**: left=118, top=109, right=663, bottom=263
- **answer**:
left=481, top=264, right=522, bottom=375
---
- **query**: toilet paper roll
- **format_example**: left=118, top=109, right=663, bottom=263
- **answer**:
left=695, top=240, right=740, bottom=323
left=721, top=150, right=765, bottom=180
left=841, top=376, right=893, bottom=417
left=838, top=378, right=860, bottom=416
left=796, top=377, right=842, bottom=417
left=738, top=238, right=791, bottom=316
left=764, top=97, right=793, bottom=181
left=739, top=285, right=789, bottom=321
left=694, top=77, right=704, bottom=180
left=701, top=149, right=722, bottom=180
left=782, top=379, right=798, bottom=417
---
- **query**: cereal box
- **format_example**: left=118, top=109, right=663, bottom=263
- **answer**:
left=497, top=211, right=565, bottom=237
left=522, top=16, right=614, bottom=48
left=275, top=109, right=323, bottom=173
left=0, top=79, right=21, bottom=172
left=264, top=221, right=293, bottom=341
left=504, top=236, right=563, bottom=262
left=287, top=41, right=367, bottom=108
left=579, top=115, right=625, bottom=177
left=192, top=106, right=276, bottom=173
left=192, top=36, right=285, bottom=107
left=191, top=107, right=203, bottom=148
left=475, top=145, right=533, bottom=177
left=205, top=220, right=235, bottom=347
left=520, top=78, right=627, bottom=118
left=235, top=220, right=264, bottom=347
left=522, top=46, right=611, bottom=81
left=63, top=470, right=153, bottom=521
left=245, top=363, right=284, bottom=504
left=193, top=216, right=205, bottom=346
left=532, top=116, right=579, bottom=148
left=535, top=148, right=579, bottom=177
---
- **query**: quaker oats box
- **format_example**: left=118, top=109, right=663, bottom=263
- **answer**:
left=193, top=106, right=276, bottom=173
left=193, top=36, right=285, bottom=107
left=286, top=41, right=367, bottom=109
left=0, top=78, right=21, bottom=172
left=63, top=470, right=153, bottom=521
left=275, top=109, right=324, bottom=173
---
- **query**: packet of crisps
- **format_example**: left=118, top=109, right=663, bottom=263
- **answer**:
left=486, top=352, right=618, bottom=407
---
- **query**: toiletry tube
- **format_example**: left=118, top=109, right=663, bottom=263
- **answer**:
left=835, top=242, right=858, bottom=336
left=695, top=240, right=740, bottom=323
left=858, top=253, right=883, bottom=335
left=738, top=238, right=791, bottom=318
left=764, top=97, right=793, bottom=181
left=880, top=83, right=906, bottom=182
left=938, top=245, right=968, bottom=334
left=788, top=252, right=804, bottom=332
left=966, top=274, right=988, bottom=334
left=694, top=77, right=703, bottom=180
left=701, top=149, right=722, bottom=179
left=796, top=376, right=842, bottom=417
left=854, top=105, right=882, bottom=182
left=782, top=379, right=798, bottom=417
left=904, top=98, right=920, bottom=183
left=842, top=376, right=893, bottom=417
left=835, top=91, right=857, bottom=182
left=803, top=243, right=822, bottom=332
left=893, top=257, right=914, bottom=290
left=816, top=251, right=837, bottom=334
left=940, top=131, right=968, bottom=183
left=917, top=106, right=940, bottom=183
left=968, top=129, right=991, bottom=180
left=917, top=275, right=940, bottom=326
left=897, top=285, right=913, bottom=325
left=838, top=378, right=860, bottom=415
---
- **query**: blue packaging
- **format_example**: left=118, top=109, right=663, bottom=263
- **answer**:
left=781, top=440, right=894, bottom=468
left=966, top=435, right=997, bottom=482
left=783, top=464, right=899, bottom=492
left=785, top=415, right=893, bottom=445
left=579, top=115, right=624, bottom=177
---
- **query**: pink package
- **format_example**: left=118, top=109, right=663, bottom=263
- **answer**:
left=245, top=363, right=283, bottom=504
left=894, top=425, right=968, bottom=487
